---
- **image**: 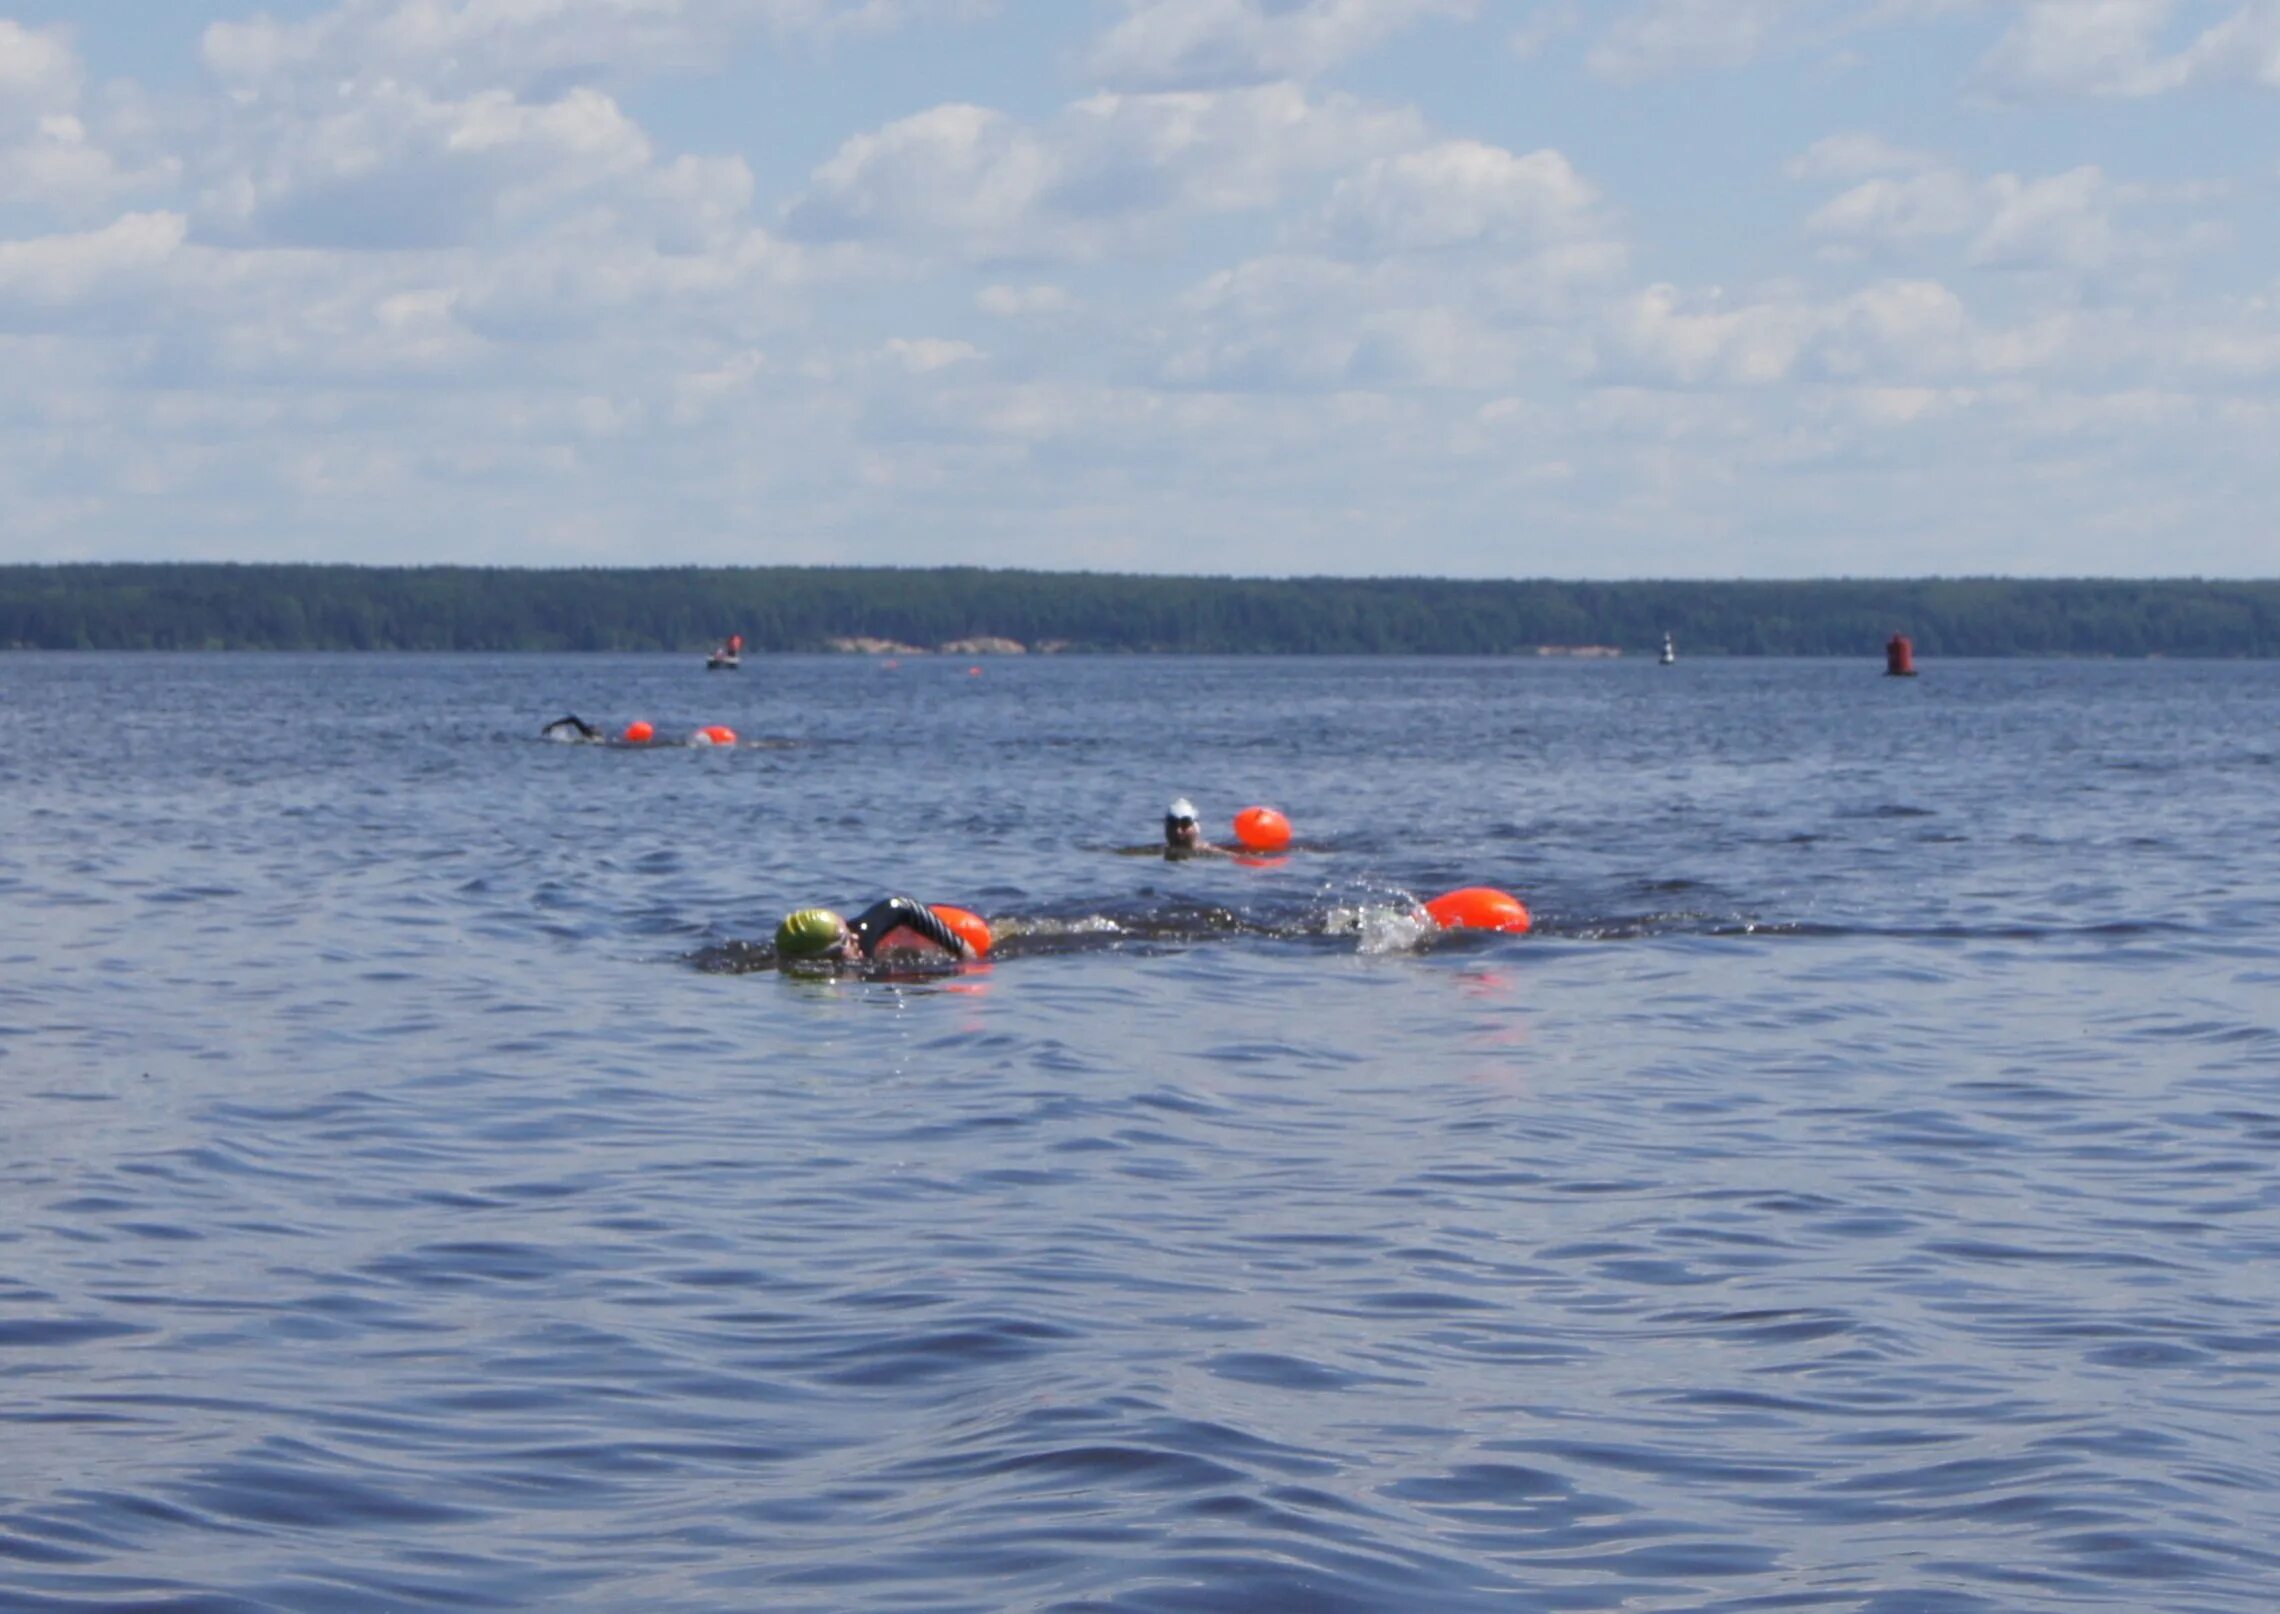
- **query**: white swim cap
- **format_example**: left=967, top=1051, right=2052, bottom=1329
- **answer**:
left=1166, top=797, right=1198, bottom=823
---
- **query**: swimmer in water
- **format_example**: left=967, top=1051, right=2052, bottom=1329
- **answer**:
left=1163, top=798, right=1232, bottom=859
left=541, top=714, right=601, bottom=741
left=774, top=896, right=976, bottom=967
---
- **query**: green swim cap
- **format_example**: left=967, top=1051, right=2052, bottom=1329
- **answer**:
left=775, top=907, right=848, bottom=960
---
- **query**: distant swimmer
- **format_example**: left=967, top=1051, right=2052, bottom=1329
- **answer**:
left=1163, top=798, right=1231, bottom=859
left=541, top=714, right=601, bottom=741
left=774, top=897, right=985, bottom=967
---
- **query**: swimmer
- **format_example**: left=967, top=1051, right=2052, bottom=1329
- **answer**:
left=1163, top=798, right=1231, bottom=859
left=774, top=896, right=977, bottom=967
left=541, top=714, right=601, bottom=741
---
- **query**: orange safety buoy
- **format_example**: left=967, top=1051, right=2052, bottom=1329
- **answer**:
left=931, top=905, right=993, bottom=958
left=1232, top=805, right=1292, bottom=852
left=1424, top=887, right=1532, bottom=934
left=622, top=720, right=654, bottom=744
left=694, top=724, right=737, bottom=746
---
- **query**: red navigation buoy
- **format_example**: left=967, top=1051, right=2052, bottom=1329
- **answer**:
left=1424, top=887, right=1532, bottom=934
left=622, top=720, right=654, bottom=744
left=1885, top=633, right=1918, bottom=677
left=1233, top=805, right=1293, bottom=852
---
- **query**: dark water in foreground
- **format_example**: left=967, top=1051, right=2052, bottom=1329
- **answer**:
left=3, top=654, right=2278, bottom=1613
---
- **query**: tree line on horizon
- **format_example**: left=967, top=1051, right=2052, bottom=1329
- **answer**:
left=2, top=564, right=2277, bottom=657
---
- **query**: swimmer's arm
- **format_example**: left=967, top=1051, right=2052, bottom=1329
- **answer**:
left=846, top=896, right=972, bottom=960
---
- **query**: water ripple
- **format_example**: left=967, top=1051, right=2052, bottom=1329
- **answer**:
left=4, top=655, right=2280, bottom=1611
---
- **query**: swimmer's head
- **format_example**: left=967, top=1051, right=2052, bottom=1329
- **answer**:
left=775, top=907, right=849, bottom=961
left=1164, top=797, right=1201, bottom=849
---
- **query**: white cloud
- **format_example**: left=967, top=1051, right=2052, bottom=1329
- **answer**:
left=787, top=85, right=1424, bottom=259
left=1603, top=278, right=1981, bottom=386
left=787, top=102, right=1054, bottom=247
left=1089, top=0, right=1477, bottom=88
left=1586, top=0, right=1814, bottom=81
left=1968, top=167, right=2124, bottom=269
left=881, top=335, right=981, bottom=371
left=0, top=22, right=171, bottom=212
left=1977, top=0, right=2192, bottom=96
left=0, top=19, right=79, bottom=116
left=1803, top=150, right=2227, bottom=275
left=201, top=0, right=967, bottom=96
left=1786, top=132, right=1941, bottom=182
left=0, top=211, right=187, bottom=308
left=1158, top=225, right=1614, bottom=392
left=1807, top=170, right=1985, bottom=247
left=1319, top=140, right=1606, bottom=255
left=196, top=83, right=670, bottom=250
left=1, top=111, right=133, bottom=210
left=2182, top=2, right=2280, bottom=88
left=1564, top=0, right=2280, bottom=94
left=1977, top=0, right=2280, bottom=98
left=977, top=282, right=1077, bottom=315
left=672, top=347, right=767, bottom=422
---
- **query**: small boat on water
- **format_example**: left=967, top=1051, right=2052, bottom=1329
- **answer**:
left=707, top=634, right=743, bottom=671
left=1659, top=633, right=1676, bottom=666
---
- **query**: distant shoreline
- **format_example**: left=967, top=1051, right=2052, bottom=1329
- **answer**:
left=5, top=564, right=2277, bottom=657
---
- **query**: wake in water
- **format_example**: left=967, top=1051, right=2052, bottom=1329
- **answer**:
left=688, top=880, right=1799, bottom=974
left=695, top=884, right=1439, bottom=973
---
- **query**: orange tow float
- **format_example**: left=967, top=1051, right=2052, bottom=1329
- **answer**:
left=931, top=905, right=993, bottom=957
left=1232, top=806, right=1292, bottom=852
left=1424, top=887, right=1532, bottom=934
left=873, top=905, right=993, bottom=958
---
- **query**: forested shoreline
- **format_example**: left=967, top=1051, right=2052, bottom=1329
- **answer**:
left=4, top=564, right=2277, bottom=657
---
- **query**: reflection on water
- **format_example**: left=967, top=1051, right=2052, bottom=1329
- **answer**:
left=2, top=653, right=2279, bottom=1613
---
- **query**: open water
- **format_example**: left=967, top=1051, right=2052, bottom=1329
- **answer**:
left=3, top=653, right=2278, bottom=1613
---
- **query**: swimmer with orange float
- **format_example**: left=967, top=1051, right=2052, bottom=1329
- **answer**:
left=1162, top=798, right=1295, bottom=858
left=773, top=897, right=991, bottom=968
left=1162, top=798, right=1225, bottom=857
left=539, top=717, right=730, bottom=746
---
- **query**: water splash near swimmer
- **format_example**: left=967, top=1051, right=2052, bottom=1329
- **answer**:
left=1318, top=880, right=1438, bottom=955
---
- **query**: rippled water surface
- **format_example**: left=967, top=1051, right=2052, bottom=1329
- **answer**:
left=4, top=653, right=2278, bottom=1613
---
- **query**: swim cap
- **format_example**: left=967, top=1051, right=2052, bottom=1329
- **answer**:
left=1166, top=797, right=1198, bottom=824
left=775, top=908, right=848, bottom=960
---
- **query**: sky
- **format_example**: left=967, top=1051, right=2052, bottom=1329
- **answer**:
left=3, top=0, right=2277, bottom=578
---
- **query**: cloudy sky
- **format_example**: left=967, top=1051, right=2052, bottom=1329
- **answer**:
left=3, top=1, right=2277, bottom=576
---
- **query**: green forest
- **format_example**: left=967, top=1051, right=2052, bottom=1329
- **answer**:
left=3, top=564, right=2277, bottom=656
